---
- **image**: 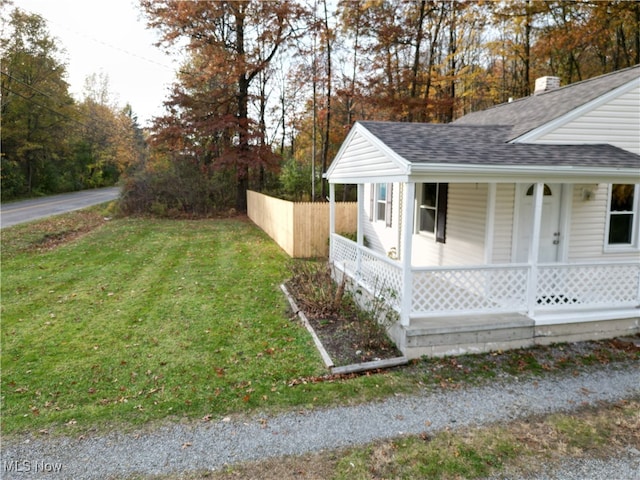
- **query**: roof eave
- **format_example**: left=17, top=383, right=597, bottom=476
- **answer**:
left=408, top=163, right=640, bottom=184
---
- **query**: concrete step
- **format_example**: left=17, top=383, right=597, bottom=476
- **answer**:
left=399, top=313, right=639, bottom=358
left=402, top=313, right=535, bottom=358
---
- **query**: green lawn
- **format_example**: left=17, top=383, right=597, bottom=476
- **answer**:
left=2, top=211, right=637, bottom=439
left=2, top=215, right=378, bottom=435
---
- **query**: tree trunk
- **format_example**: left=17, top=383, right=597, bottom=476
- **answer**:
left=446, top=1, right=457, bottom=123
left=236, top=7, right=249, bottom=212
left=423, top=3, right=445, bottom=122
left=523, top=0, right=532, bottom=96
left=408, top=0, right=427, bottom=122
left=636, top=1, right=640, bottom=65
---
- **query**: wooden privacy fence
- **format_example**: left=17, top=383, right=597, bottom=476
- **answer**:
left=247, top=190, right=357, bottom=258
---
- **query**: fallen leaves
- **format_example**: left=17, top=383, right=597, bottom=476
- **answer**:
left=286, top=372, right=361, bottom=387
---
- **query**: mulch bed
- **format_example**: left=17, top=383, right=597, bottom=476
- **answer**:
left=284, top=269, right=402, bottom=367
left=303, top=311, right=403, bottom=366
left=284, top=262, right=640, bottom=371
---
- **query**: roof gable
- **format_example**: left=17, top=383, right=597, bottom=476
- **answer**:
left=518, top=80, right=640, bottom=154
left=453, top=65, right=640, bottom=141
left=325, top=122, right=410, bottom=182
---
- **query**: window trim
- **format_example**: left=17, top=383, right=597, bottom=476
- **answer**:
left=417, top=182, right=448, bottom=243
left=604, top=183, right=639, bottom=252
left=370, top=183, right=393, bottom=228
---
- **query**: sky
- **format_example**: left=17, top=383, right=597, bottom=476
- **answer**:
left=13, top=0, right=181, bottom=127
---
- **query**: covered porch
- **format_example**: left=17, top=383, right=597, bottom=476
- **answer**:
left=331, top=232, right=639, bottom=320
left=328, top=181, right=640, bottom=358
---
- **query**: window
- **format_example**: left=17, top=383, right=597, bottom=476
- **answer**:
left=376, top=183, right=387, bottom=222
left=370, top=183, right=393, bottom=227
left=607, top=184, right=638, bottom=247
left=419, top=183, right=438, bottom=233
left=418, top=183, right=448, bottom=243
left=525, top=184, right=552, bottom=196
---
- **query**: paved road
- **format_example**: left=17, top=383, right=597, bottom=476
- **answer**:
left=0, top=187, right=120, bottom=229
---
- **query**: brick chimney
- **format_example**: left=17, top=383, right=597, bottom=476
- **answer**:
left=534, top=76, right=561, bottom=95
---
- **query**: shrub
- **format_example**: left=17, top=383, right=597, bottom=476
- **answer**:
left=118, top=159, right=236, bottom=216
left=287, top=261, right=399, bottom=351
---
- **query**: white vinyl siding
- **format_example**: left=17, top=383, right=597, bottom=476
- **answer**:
left=412, top=183, right=486, bottom=266
left=568, top=184, right=640, bottom=262
left=534, top=85, right=640, bottom=155
left=363, top=181, right=638, bottom=267
left=363, top=182, right=400, bottom=256
left=446, top=183, right=486, bottom=265
left=328, top=130, right=407, bottom=181
left=491, top=183, right=516, bottom=263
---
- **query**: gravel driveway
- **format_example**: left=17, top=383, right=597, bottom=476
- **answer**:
left=2, top=364, right=639, bottom=479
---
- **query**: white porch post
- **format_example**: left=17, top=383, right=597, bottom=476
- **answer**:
left=329, top=183, right=336, bottom=258
left=400, top=182, right=415, bottom=327
left=527, top=182, right=544, bottom=316
left=356, top=183, right=365, bottom=278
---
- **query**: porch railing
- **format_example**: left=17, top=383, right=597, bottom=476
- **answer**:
left=411, top=265, right=529, bottom=316
left=536, top=263, right=640, bottom=311
left=331, top=234, right=640, bottom=319
left=331, top=233, right=403, bottom=311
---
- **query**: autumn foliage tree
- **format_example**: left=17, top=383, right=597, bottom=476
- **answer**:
left=1, top=7, right=147, bottom=200
left=128, top=0, right=638, bottom=211
left=139, top=0, right=307, bottom=211
left=0, top=9, right=76, bottom=197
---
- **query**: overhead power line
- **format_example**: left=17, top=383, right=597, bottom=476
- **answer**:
left=2, top=71, right=69, bottom=105
left=2, top=71, right=147, bottom=137
left=20, top=7, right=176, bottom=74
left=2, top=73, right=89, bottom=128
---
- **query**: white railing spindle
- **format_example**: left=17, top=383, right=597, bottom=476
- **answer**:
left=331, top=235, right=639, bottom=319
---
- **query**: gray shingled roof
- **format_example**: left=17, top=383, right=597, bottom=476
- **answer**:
left=359, top=121, right=640, bottom=169
left=453, top=65, right=640, bottom=140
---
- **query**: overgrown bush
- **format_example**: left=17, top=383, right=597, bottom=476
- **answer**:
left=287, top=261, right=345, bottom=315
left=278, top=157, right=312, bottom=201
left=0, top=158, right=25, bottom=201
left=118, top=159, right=236, bottom=216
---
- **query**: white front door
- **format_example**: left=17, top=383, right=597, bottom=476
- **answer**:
left=515, top=183, right=563, bottom=263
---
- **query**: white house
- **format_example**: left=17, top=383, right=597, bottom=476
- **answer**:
left=326, top=65, right=640, bottom=358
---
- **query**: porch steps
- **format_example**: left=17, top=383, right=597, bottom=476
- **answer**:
left=403, top=314, right=535, bottom=358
